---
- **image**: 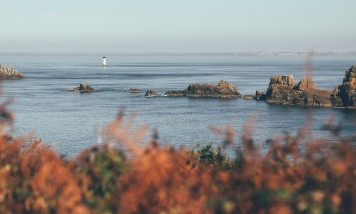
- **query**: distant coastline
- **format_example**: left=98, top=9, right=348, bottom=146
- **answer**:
left=1, top=51, right=356, bottom=57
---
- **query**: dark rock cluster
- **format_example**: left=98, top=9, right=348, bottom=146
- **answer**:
left=165, top=80, right=241, bottom=98
left=145, top=90, right=157, bottom=97
left=70, top=83, right=96, bottom=93
left=255, top=90, right=267, bottom=101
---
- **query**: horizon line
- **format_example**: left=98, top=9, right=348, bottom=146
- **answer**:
left=1, top=50, right=356, bottom=57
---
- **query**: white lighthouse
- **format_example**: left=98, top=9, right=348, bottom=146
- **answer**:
left=102, top=56, right=107, bottom=67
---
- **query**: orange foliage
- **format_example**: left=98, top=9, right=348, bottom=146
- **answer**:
left=0, top=100, right=356, bottom=213
left=118, top=144, right=215, bottom=214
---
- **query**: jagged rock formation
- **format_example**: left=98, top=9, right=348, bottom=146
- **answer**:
left=265, top=75, right=332, bottom=107
left=125, top=89, right=140, bottom=93
left=270, top=75, right=295, bottom=87
left=0, top=64, right=25, bottom=80
left=331, top=65, right=356, bottom=107
left=294, top=76, right=316, bottom=91
left=165, top=80, right=241, bottom=98
left=70, top=83, right=96, bottom=93
left=145, top=90, right=157, bottom=97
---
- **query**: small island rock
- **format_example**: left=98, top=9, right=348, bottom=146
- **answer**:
left=145, top=90, right=157, bottom=97
left=0, top=64, right=25, bottom=80
left=165, top=80, right=241, bottom=98
left=126, top=88, right=140, bottom=93
left=265, top=75, right=332, bottom=107
left=70, top=83, right=96, bottom=93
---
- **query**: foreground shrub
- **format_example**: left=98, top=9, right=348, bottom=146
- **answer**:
left=0, top=101, right=88, bottom=213
left=0, top=104, right=356, bottom=213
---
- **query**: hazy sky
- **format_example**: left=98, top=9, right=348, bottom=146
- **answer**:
left=1, top=0, right=355, bottom=53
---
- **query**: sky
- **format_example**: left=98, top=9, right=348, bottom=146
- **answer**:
left=0, top=0, right=356, bottom=53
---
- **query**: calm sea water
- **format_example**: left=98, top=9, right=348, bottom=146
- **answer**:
left=1, top=53, right=356, bottom=156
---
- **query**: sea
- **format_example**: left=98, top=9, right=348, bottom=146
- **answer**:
left=1, top=53, right=356, bottom=156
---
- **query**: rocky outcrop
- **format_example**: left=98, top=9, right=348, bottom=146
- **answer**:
left=294, top=76, right=316, bottom=91
left=270, top=75, right=295, bottom=87
left=265, top=75, right=295, bottom=103
left=70, top=83, right=96, bottom=93
left=126, top=89, right=140, bottom=93
left=165, top=80, right=241, bottom=98
left=331, top=65, right=356, bottom=107
left=0, top=64, right=25, bottom=80
left=265, top=75, right=332, bottom=107
left=145, top=90, right=157, bottom=97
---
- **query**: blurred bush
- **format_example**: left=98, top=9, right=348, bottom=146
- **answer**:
left=0, top=103, right=356, bottom=213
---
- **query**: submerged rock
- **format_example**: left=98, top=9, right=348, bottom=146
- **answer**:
left=0, top=64, right=25, bottom=80
left=265, top=75, right=332, bottom=107
left=126, top=88, right=140, bottom=93
left=243, top=95, right=255, bottom=100
left=70, top=83, right=96, bottom=93
left=165, top=80, right=241, bottom=98
left=145, top=90, right=157, bottom=97
left=331, top=65, right=356, bottom=107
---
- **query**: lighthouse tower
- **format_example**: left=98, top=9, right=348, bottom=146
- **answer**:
left=102, top=56, right=107, bottom=67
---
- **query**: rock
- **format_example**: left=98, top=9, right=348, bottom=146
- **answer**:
left=331, top=86, right=343, bottom=107
left=165, top=80, right=241, bottom=98
left=331, top=65, right=356, bottom=107
left=294, top=76, right=316, bottom=91
left=165, top=90, right=185, bottom=96
left=255, top=90, right=267, bottom=100
left=266, top=75, right=296, bottom=101
left=265, top=75, right=332, bottom=107
left=145, top=90, right=157, bottom=97
left=270, top=75, right=295, bottom=87
left=126, top=88, right=140, bottom=93
left=0, top=64, right=25, bottom=80
left=243, top=95, right=255, bottom=100
left=70, top=83, right=96, bottom=93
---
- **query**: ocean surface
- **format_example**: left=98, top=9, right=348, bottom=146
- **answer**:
left=1, top=53, right=356, bottom=156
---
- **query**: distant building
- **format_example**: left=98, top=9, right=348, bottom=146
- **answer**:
left=102, top=56, right=107, bottom=66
